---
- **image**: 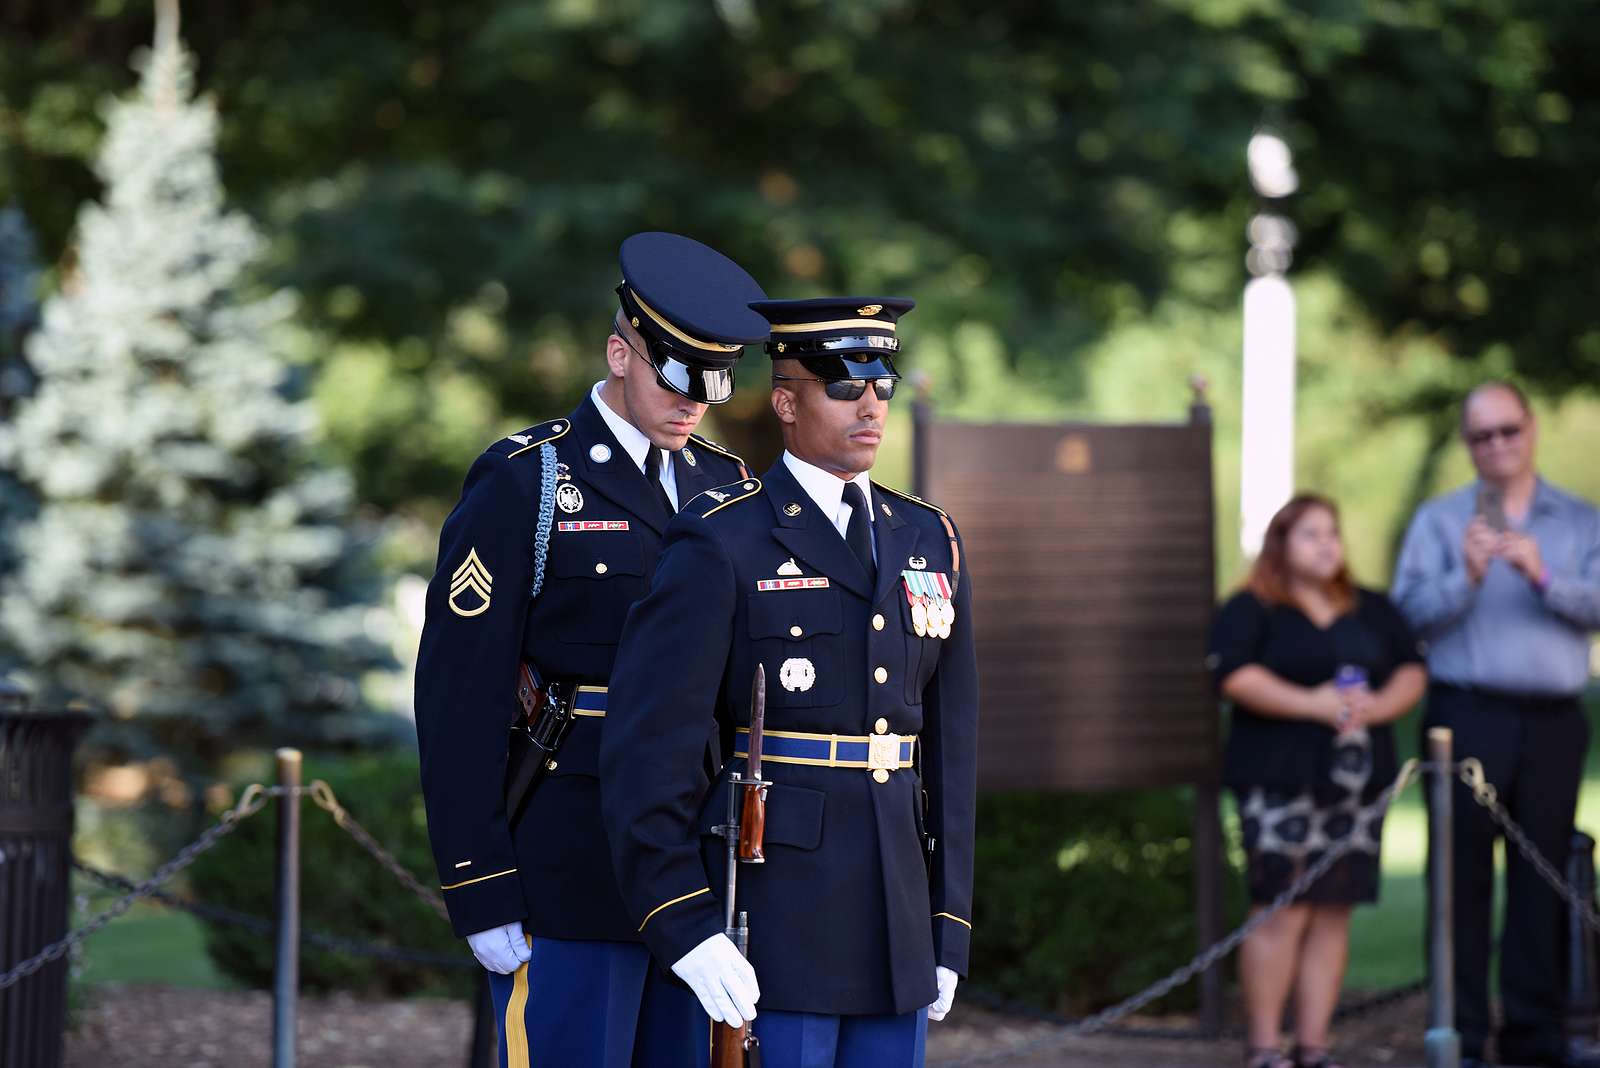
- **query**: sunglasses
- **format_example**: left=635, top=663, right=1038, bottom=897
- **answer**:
left=771, top=374, right=898, bottom=402
left=619, top=333, right=734, bottom=405
left=1465, top=422, right=1524, bottom=448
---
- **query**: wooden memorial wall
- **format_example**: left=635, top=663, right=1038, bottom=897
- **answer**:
left=912, top=382, right=1226, bottom=1028
left=914, top=388, right=1219, bottom=792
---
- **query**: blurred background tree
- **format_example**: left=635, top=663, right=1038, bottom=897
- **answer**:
left=4, top=1, right=1594, bottom=578
left=0, top=204, right=41, bottom=625
left=0, top=4, right=389, bottom=770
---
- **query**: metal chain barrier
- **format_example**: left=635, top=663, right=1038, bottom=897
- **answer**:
left=0, top=783, right=284, bottom=992
left=1455, top=757, right=1600, bottom=935
left=1331, top=976, right=1428, bottom=1024
left=72, top=861, right=471, bottom=971
left=931, top=758, right=1431, bottom=1067
left=3, top=775, right=456, bottom=994
left=938, top=756, right=1600, bottom=1067
left=303, top=778, right=451, bottom=923
left=26, top=752, right=1598, bottom=1063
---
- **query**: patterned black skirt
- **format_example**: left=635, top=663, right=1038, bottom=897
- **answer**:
left=1234, top=732, right=1385, bottom=905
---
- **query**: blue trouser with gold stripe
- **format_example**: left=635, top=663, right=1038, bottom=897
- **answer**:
left=753, top=1008, right=928, bottom=1068
left=487, top=936, right=707, bottom=1068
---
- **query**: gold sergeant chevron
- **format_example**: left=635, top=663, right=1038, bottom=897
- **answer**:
left=448, top=548, right=493, bottom=617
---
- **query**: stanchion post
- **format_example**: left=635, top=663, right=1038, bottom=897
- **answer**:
left=1425, top=728, right=1461, bottom=1068
left=273, top=748, right=303, bottom=1068
left=1192, top=782, right=1226, bottom=1035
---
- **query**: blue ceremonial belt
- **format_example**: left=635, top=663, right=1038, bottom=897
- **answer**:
left=572, top=685, right=607, bottom=717
left=733, top=727, right=916, bottom=770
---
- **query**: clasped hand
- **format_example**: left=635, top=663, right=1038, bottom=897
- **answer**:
left=1464, top=517, right=1543, bottom=585
left=1305, top=682, right=1372, bottom=734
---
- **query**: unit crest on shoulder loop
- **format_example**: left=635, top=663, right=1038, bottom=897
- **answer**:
left=492, top=418, right=571, bottom=459
left=871, top=481, right=948, bottom=518
left=685, top=479, right=763, bottom=518
left=873, top=481, right=963, bottom=591
left=687, top=432, right=750, bottom=479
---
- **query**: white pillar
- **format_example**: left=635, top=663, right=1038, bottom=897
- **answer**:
left=1239, top=129, right=1299, bottom=558
left=1240, top=274, right=1296, bottom=555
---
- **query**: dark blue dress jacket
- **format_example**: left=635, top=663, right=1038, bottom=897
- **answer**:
left=414, top=397, right=748, bottom=939
left=600, top=459, right=979, bottom=1015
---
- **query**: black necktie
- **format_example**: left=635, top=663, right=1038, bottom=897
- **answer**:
left=842, top=482, right=875, bottom=583
left=643, top=447, right=675, bottom=518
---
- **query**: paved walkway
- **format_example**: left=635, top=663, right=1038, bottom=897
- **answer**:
left=65, top=984, right=1432, bottom=1068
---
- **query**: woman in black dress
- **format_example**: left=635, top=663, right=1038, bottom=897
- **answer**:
left=1209, top=495, right=1427, bottom=1068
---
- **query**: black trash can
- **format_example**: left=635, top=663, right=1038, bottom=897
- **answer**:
left=0, top=681, right=92, bottom=1068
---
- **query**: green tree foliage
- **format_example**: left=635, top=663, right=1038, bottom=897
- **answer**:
left=974, top=787, right=1244, bottom=1011
left=3, top=1, right=1594, bottom=529
left=0, top=15, right=387, bottom=763
left=1245, top=0, right=1600, bottom=393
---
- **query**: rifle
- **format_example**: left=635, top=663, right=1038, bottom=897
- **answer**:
left=712, top=665, right=771, bottom=1068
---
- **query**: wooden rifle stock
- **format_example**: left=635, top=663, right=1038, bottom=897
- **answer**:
left=710, top=1020, right=752, bottom=1068
left=711, top=667, right=768, bottom=1068
left=711, top=908, right=759, bottom=1066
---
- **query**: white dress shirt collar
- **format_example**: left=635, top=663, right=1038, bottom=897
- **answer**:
left=782, top=451, right=874, bottom=539
left=590, top=382, right=677, bottom=507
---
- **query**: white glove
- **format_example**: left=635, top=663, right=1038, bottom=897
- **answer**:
left=466, top=921, right=532, bottom=974
left=928, top=966, right=959, bottom=1022
left=672, top=933, right=760, bottom=1026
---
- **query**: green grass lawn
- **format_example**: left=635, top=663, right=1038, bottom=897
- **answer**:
left=72, top=898, right=233, bottom=989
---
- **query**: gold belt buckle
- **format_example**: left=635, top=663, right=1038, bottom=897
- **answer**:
left=867, top=733, right=901, bottom=772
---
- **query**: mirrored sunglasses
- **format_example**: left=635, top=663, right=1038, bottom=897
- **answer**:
left=771, top=374, right=898, bottom=402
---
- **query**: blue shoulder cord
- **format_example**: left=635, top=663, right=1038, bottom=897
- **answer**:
left=529, top=441, right=557, bottom=598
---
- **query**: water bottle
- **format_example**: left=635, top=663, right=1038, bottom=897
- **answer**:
left=1330, top=664, right=1372, bottom=793
left=1334, top=664, right=1369, bottom=695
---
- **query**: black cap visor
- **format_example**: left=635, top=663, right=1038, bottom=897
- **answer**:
left=650, top=344, right=735, bottom=404
left=794, top=352, right=900, bottom=382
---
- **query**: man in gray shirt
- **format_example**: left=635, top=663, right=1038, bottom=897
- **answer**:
left=1393, top=381, right=1600, bottom=1068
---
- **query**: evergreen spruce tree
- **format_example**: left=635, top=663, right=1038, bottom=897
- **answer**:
left=0, top=4, right=386, bottom=760
left=0, top=205, right=42, bottom=641
left=0, top=205, right=40, bottom=376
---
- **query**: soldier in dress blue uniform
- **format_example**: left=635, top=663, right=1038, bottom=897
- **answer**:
left=601, top=297, right=979, bottom=1067
left=414, top=232, right=770, bottom=1068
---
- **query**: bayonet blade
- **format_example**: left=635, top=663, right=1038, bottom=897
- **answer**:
left=747, top=663, right=766, bottom=780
